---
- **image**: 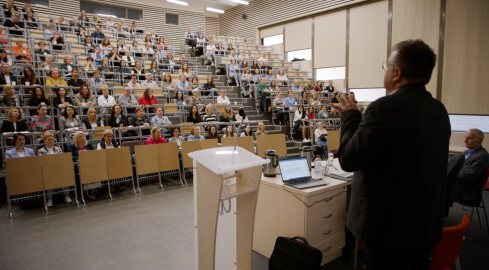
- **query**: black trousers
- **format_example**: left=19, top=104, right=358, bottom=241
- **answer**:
left=364, top=242, right=432, bottom=270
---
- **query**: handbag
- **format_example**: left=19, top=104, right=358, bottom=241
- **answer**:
left=269, top=236, right=322, bottom=270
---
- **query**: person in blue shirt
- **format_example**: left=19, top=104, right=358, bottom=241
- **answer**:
left=90, top=25, right=105, bottom=41
left=285, top=91, right=296, bottom=107
left=151, top=106, right=172, bottom=134
left=187, top=125, right=205, bottom=141
left=5, top=133, right=35, bottom=159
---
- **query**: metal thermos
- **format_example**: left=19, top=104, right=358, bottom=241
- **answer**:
left=300, top=146, right=314, bottom=169
left=263, top=149, right=279, bottom=177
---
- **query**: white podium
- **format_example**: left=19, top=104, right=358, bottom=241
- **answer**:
left=188, top=146, right=268, bottom=270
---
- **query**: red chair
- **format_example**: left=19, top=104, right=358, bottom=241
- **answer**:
left=471, top=168, right=489, bottom=232
left=429, top=214, right=470, bottom=270
left=484, top=168, right=489, bottom=191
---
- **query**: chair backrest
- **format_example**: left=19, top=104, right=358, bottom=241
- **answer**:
left=429, top=214, right=470, bottom=270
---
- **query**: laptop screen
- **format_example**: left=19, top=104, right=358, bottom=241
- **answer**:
left=278, top=158, right=311, bottom=182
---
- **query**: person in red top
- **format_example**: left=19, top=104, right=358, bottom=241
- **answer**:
left=139, top=87, right=157, bottom=106
left=146, top=126, right=166, bottom=144
left=11, top=39, right=31, bottom=61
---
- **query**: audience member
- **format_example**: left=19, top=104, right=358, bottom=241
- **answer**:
left=5, top=133, right=35, bottom=159
left=45, top=69, right=67, bottom=87
left=139, top=88, right=157, bottom=107
left=97, top=85, right=116, bottom=108
left=12, top=39, right=31, bottom=61
left=187, top=105, right=201, bottom=124
left=74, top=85, right=96, bottom=107
left=68, top=131, right=94, bottom=162
left=52, top=87, right=73, bottom=111
left=146, top=126, right=167, bottom=144
left=187, top=125, right=205, bottom=141
left=97, top=129, right=120, bottom=150
left=30, top=104, right=54, bottom=132
left=1, top=107, right=28, bottom=133
left=59, top=105, right=83, bottom=130
left=82, top=107, right=104, bottom=129
left=169, top=127, right=185, bottom=147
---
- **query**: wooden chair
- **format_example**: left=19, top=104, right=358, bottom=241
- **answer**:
left=256, top=134, right=286, bottom=158
left=134, top=144, right=162, bottom=193
left=78, top=150, right=109, bottom=205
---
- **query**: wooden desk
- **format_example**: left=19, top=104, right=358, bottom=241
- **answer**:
left=253, top=174, right=349, bottom=266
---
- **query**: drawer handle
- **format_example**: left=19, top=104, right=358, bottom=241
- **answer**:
left=323, top=213, right=333, bottom=219
left=322, top=229, right=332, bottom=235
left=323, top=246, right=332, bottom=252
left=323, top=196, right=333, bottom=201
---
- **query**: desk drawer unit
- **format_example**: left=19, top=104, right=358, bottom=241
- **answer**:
left=305, top=186, right=347, bottom=264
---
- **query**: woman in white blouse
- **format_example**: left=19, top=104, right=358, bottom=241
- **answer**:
left=276, top=69, right=288, bottom=82
left=97, top=85, right=116, bottom=107
left=216, top=89, right=230, bottom=104
left=258, top=52, right=268, bottom=66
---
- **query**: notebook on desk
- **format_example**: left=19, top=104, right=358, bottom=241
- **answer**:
left=278, top=157, right=329, bottom=189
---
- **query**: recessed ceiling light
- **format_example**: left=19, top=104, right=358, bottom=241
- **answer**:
left=206, top=7, right=225, bottom=14
left=167, top=0, right=188, bottom=6
left=231, top=0, right=249, bottom=5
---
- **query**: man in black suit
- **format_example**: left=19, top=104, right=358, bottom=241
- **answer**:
left=448, top=129, right=489, bottom=207
left=331, top=40, right=451, bottom=270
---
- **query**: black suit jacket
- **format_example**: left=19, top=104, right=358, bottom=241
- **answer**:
left=0, top=72, right=16, bottom=85
left=449, top=147, right=489, bottom=206
left=338, top=83, right=450, bottom=248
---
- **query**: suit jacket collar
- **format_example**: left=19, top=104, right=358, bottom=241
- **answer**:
left=465, top=146, right=485, bottom=163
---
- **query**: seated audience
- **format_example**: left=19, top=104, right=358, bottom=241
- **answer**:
left=38, top=132, right=72, bottom=206
left=146, top=126, right=167, bottom=144
left=276, top=69, right=288, bottom=83
left=0, top=49, right=12, bottom=66
left=28, top=86, right=49, bottom=109
left=325, top=80, right=335, bottom=93
left=228, top=59, right=240, bottom=86
left=90, top=46, right=104, bottom=66
left=4, top=13, right=24, bottom=36
left=240, top=124, right=253, bottom=137
left=34, top=41, right=50, bottom=62
left=127, top=75, right=140, bottom=89
left=187, top=125, right=205, bottom=141
left=53, top=87, right=73, bottom=109
left=298, top=90, right=309, bottom=106
left=20, top=66, right=40, bottom=87
left=203, top=77, right=217, bottom=96
left=60, top=56, right=76, bottom=73
left=169, top=127, right=185, bottom=147
left=304, top=80, right=314, bottom=91
left=314, top=122, right=328, bottom=150
left=68, top=131, right=94, bottom=162
left=40, top=54, right=58, bottom=70
left=88, top=70, right=106, bottom=93
left=187, top=105, right=201, bottom=124
left=285, top=91, right=296, bottom=107
left=97, top=85, right=116, bottom=108
left=1, top=107, right=28, bottom=133
left=189, top=76, right=199, bottom=90
left=219, top=104, right=235, bottom=129
left=45, top=69, right=67, bottom=87
left=12, top=39, right=31, bottom=61
left=97, top=129, right=120, bottom=150
left=222, top=125, right=235, bottom=138
left=206, top=125, right=220, bottom=143
left=151, top=106, right=172, bottom=129
left=255, top=121, right=268, bottom=136
left=139, top=87, right=157, bottom=107
left=67, top=69, right=85, bottom=89
left=447, top=129, right=489, bottom=210
left=179, top=62, right=192, bottom=78
left=293, top=105, right=310, bottom=142
left=74, top=85, right=96, bottom=107
left=202, top=103, right=217, bottom=123
left=309, top=92, right=321, bottom=106
left=314, top=81, right=324, bottom=92
left=82, top=107, right=104, bottom=129
left=50, top=31, right=65, bottom=51
left=118, top=85, right=139, bottom=107
left=272, top=91, right=286, bottom=125
left=140, top=73, right=158, bottom=88
left=173, top=90, right=186, bottom=108
left=108, top=104, right=131, bottom=136
left=24, top=11, right=38, bottom=28
left=161, top=72, right=176, bottom=90
left=5, top=133, right=35, bottom=159
left=131, top=107, right=151, bottom=135
left=306, top=106, right=315, bottom=120
left=0, top=63, right=15, bottom=85
left=90, top=25, right=105, bottom=40
left=30, top=104, right=54, bottom=132
left=84, top=57, right=98, bottom=73
left=59, top=105, right=83, bottom=130
left=217, top=89, right=230, bottom=104
left=317, top=104, right=329, bottom=119
left=186, top=89, right=202, bottom=107
left=1, top=85, right=20, bottom=109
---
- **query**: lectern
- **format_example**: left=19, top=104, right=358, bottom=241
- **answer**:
left=188, top=146, right=268, bottom=270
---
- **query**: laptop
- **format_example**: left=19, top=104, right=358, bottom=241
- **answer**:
left=278, top=157, right=329, bottom=189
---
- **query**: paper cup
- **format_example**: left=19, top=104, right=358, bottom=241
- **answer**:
left=25, top=82, right=30, bottom=86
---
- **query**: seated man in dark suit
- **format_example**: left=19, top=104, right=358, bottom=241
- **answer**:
left=447, top=128, right=489, bottom=208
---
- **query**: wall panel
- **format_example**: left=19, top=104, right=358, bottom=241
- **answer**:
left=205, top=16, right=219, bottom=36
left=219, top=0, right=368, bottom=42
left=259, top=25, right=283, bottom=39
left=284, top=18, right=312, bottom=52
left=442, top=0, right=489, bottom=115
left=314, top=10, right=347, bottom=68
left=348, top=1, right=388, bottom=88
left=392, top=0, right=440, bottom=96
